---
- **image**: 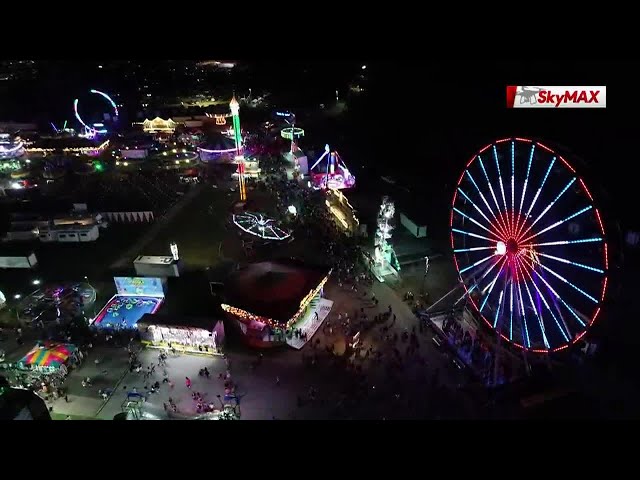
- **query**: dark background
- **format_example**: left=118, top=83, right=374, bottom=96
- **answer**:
left=0, top=59, right=636, bottom=382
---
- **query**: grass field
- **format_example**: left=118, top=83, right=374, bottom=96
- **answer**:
left=142, top=186, right=235, bottom=269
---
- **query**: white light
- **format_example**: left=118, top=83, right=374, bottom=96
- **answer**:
left=361, top=65, right=367, bottom=70
left=496, top=241, right=507, bottom=255
left=98, top=65, right=103, bottom=69
left=14, top=294, right=22, bottom=299
left=32, top=279, right=41, bottom=285
left=287, top=205, right=297, bottom=215
left=11, top=182, right=22, bottom=189
left=25, top=159, right=31, bottom=164
left=123, top=162, right=129, bottom=166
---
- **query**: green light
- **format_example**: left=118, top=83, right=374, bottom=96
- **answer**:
left=94, top=161, right=104, bottom=172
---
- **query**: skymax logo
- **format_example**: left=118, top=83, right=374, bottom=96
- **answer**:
left=506, top=86, right=607, bottom=109
left=538, top=90, right=601, bottom=107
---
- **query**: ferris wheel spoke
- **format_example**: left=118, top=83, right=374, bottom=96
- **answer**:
left=522, top=237, right=602, bottom=248
left=514, top=269, right=531, bottom=348
left=510, top=141, right=516, bottom=234
left=479, top=257, right=507, bottom=312
left=517, top=177, right=577, bottom=243
left=493, top=288, right=505, bottom=329
left=517, top=260, right=550, bottom=349
left=514, top=144, right=535, bottom=235
left=509, top=280, right=514, bottom=340
left=454, top=246, right=495, bottom=253
left=535, top=252, right=605, bottom=274
left=459, top=252, right=498, bottom=274
left=453, top=207, right=502, bottom=241
left=465, top=171, right=510, bottom=239
left=478, top=155, right=511, bottom=237
left=452, top=228, right=497, bottom=243
left=527, top=253, right=599, bottom=304
left=493, top=145, right=511, bottom=233
left=518, top=255, right=575, bottom=338
left=456, top=187, right=506, bottom=237
left=519, top=205, right=593, bottom=245
left=516, top=256, right=570, bottom=343
left=518, top=157, right=555, bottom=239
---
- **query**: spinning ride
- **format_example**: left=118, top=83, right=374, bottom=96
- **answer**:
left=451, top=138, right=608, bottom=353
left=309, top=144, right=355, bottom=190
left=233, top=212, right=291, bottom=241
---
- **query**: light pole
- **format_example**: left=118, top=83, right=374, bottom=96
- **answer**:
left=421, top=256, right=430, bottom=294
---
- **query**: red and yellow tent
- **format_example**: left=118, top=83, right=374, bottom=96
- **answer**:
left=19, top=342, right=77, bottom=370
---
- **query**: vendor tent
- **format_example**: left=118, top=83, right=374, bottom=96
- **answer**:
left=18, top=342, right=77, bottom=372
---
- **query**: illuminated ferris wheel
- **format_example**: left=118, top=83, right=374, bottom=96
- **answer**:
left=74, top=89, right=119, bottom=136
left=451, top=138, right=608, bottom=353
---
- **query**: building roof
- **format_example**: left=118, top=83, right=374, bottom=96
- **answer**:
left=224, top=260, right=330, bottom=324
left=134, top=255, right=177, bottom=265
left=136, top=313, right=221, bottom=331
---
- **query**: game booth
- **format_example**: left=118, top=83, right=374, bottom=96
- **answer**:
left=91, top=277, right=165, bottom=330
left=221, top=260, right=333, bottom=349
left=17, top=342, right=77, bottom=375
left=137, top=314, right=225, bottom=356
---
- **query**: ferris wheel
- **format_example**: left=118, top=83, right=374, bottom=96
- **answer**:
left=450, top=138, right=608, bottom=353
left=74, top=89, right=119, bottom=136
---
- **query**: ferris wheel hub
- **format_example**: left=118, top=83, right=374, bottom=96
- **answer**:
left=506, top=238, right=519, bottom=255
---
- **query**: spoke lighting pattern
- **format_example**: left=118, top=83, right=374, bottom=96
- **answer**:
left=450, top=138, right=608, bottom=353
left=232, top=212, right=291, bottom=241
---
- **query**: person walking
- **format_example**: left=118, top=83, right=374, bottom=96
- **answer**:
left=185, top=377, right=192, bottom=389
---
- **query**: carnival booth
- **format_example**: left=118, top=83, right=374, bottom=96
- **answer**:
left=17, top=342, right=77, bottom=374
left=92, top=277, right=165, bottom=330
left=221, top=260, right=332, bottom=349
left=137, top=314, right=225, bottom=356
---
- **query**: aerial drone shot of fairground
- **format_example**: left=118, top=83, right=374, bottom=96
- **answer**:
left=0, top=60, right=637, bottom=420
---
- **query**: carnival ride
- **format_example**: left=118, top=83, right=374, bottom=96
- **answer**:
left=232, top=212, right=291, bottom=241
left=0, top=134, right=25, bottom=160
left=73, top=89, right=119, bottom=137
left=450, top=138, right=608, bottom=354
left=309, top=144, right=355, bottom=190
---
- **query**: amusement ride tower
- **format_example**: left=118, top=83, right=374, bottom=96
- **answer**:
left=230, top=96, right=246, bottom=201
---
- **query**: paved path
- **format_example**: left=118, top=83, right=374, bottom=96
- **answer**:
left=110, top=184, right=205, bottom=269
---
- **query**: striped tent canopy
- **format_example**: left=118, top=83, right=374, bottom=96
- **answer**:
left=19, top=342, right=77, bottom=369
